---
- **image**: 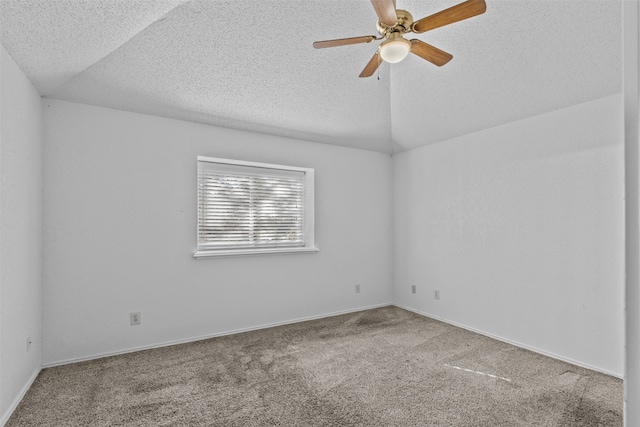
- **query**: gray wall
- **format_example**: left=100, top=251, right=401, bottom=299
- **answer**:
left=623, top=0, right=639, bottom=424
left=41, top=99, right=393, bottom=365
left=0, top=45, right=43, bottom=423
left=393, top=94, right=624, bottom=376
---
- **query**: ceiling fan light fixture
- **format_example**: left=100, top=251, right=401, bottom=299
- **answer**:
left=379, top=36, right=411, bottom=63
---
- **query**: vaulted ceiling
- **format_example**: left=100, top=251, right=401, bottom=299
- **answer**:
left=0, top=0, right=622, bottom=154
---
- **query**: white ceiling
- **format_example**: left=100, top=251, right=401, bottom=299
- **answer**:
left=0, top=0, right=622, bottom=154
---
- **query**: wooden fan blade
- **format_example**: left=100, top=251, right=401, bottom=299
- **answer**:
left=359, top=52, right=381, bottom=78
left=412, top=0, right=486, bottom=34
left=313, top=36, right=377, bottom=49
left=371, top=0, right=397, bottom=26
left=410, top=39, right=453, bottom=66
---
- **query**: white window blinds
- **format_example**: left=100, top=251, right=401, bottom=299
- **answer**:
left=197, top=158, right=313, bottom=253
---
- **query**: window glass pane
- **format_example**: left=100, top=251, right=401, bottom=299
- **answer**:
left=197, top=158, right=308, bottom=252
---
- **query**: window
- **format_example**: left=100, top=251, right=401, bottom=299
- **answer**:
left=194, top=156, right=317, bottom=258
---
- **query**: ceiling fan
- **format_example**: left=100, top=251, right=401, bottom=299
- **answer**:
left=313, top=0, right=486, bottom=78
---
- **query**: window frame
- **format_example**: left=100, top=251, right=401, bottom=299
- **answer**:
left=193, top=156, right=318, bottom=258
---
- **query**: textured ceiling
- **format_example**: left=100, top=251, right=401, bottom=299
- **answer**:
left=0, top=0, right=622, bottom=154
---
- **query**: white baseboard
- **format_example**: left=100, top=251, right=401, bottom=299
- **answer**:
left=393, top=303, right=623, bottom=380
left=43, top=302, right=393, bottom=368
left=0, top=367, right=41, bottom=427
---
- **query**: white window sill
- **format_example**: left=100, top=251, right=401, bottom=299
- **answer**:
left=193, top=247, right=319, bottom=259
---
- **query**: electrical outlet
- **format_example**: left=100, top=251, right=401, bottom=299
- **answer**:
left=26, top=337, right=32, bottom=352
left=130, top=312, right=141, bottom=325
left=434, top=290, right=440, bottom=300
left=411, top=285, right=416, bottom=294
left=355, top=284, right=361, bottom=293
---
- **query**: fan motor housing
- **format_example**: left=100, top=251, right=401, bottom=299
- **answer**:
left=377, top=9, right=413, bottom=36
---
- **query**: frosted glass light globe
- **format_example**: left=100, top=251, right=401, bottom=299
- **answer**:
left=379, top=37, right=411, bottom=63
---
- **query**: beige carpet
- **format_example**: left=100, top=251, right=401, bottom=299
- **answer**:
left=7, top=307, right=623, bottom=426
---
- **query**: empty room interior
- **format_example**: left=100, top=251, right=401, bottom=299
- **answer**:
left=1, top=0, right=639, bottom=426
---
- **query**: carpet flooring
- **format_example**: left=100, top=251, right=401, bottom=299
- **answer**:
left=7, top=306, right=623, bottom=426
